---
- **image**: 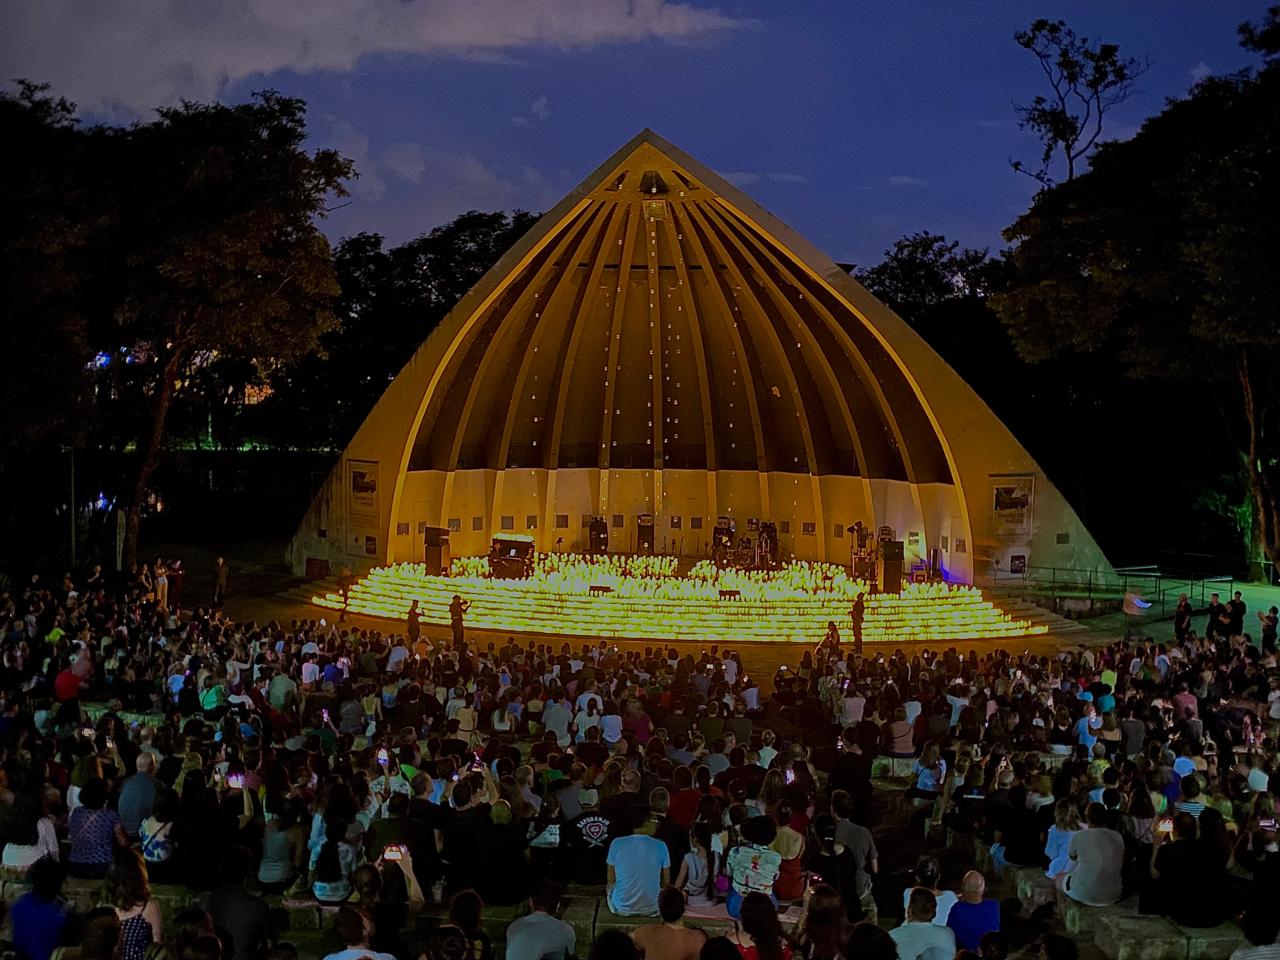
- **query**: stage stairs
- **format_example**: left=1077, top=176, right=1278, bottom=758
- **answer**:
left=983, top=590, right=1092, bottom=637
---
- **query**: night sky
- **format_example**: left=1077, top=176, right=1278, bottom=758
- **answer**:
left=3, top=1, right=1263, bottom=264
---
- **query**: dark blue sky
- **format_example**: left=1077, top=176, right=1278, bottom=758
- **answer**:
left=4, top=1, right=1263, bottom=264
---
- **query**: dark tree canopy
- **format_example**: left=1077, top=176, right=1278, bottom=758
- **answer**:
left=856, top=232, right=996, bottom=319
left=2, top=85, right=352, bottom=566
left=993, top=26, right=1280, bottom=564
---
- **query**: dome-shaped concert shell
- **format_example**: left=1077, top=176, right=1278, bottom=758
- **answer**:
left=290, top=130, right=1110, bottom=584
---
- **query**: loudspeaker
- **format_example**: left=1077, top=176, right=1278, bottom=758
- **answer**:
left=589, top=517, right=609, bottom=555
left=881, top=539, right=904, bottom=561
left=877, top=556, right=903, bottom=594
left=852, top=555, right=875, bottom=582
left=637, top=514, right=655, bottom=555
left=929, top=547, right=942, bottom=581
left=423, top=527, right=450, bottom=575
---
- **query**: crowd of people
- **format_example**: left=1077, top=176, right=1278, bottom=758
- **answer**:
left=1, top=561, right=1279, bottom=960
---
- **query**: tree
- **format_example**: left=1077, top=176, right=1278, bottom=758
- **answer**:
left=0, top=84, right=93, bottom=458
left=89, top=91, right=352, bottom=565
left=993, top=11, right=1280, bottom=568
left=1011, top=18, right=1148, bottom=185
left=256, top=210, right=536, bottom=452
left=855, top=232, right=996, bottom=318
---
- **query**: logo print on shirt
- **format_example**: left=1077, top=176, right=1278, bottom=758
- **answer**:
left=580, top=816, right=610, bottom=848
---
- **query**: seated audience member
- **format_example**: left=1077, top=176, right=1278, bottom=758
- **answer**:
left=1062, top=803, right=1124, bottom=907
left=606, top=806, right=672, bottom=916
left=632, top=886, right=708, bottom=960
left=321, top=906, right=397, bottom=960
left=891, top=888, right=957, bottom=960
left=1152, top=812, right=1231, bottom=927
left=946, top=871, right=999, bottom=953
left=725, top=892, right=794, bottom=960
left=506, top=881, right=576, bottom=960
left=9, top=857, right=71, bottom=960
left=901, top=856, right=956, bottom=926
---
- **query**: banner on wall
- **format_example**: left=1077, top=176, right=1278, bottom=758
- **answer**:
left=347, top=460, right=380, bottom=557
left=989, top=474, right=1035, bottom=541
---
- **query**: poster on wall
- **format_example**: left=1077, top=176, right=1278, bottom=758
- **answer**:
left=347, top=459, right=381, bottom=557
left=989, top=474, right=1035, bottom=541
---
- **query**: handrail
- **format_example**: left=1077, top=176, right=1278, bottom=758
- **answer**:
left=987, top=562, right=1238, bottom=618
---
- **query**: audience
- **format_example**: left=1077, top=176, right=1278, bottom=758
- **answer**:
left=0, top=562, right=1274, bottom=960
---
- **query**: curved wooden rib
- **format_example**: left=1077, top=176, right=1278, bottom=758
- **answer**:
left=657, top=211, right=718, bottom=525
left=598, top=205, right=641, bottom=490
left=701, top=203, right=868, bottom=477
left=488, top=202, right=612, bottom=529
left=440, top=201, right=601, bottom=522
left=684, top=202, right=825, bottom=555
left=670, top=202, right=771, bottom=516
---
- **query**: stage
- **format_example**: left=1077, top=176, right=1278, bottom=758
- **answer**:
left=311, top=553, right=1046, bottom=645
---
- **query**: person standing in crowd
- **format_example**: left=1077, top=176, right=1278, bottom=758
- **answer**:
left=830, top=791, right=878, bottom=922
left=849, top=593, right=866, bottom=655
left=1205, top=592, right=1224, bottom=640
left=212, top=556, right=229, bottom=606
left=449, top=594, right=470, bottom=647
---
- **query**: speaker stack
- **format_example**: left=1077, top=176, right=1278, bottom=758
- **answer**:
left=637, top=514, right=655, bottom=555
left=423, top=526, right=451, bottom=575
left=877, top=539, right=905, bottom=595
left=589, top=516, right=609, bottom=555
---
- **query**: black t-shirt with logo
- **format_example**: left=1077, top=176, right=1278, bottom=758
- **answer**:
left=562, top=811, right=614, bottom=884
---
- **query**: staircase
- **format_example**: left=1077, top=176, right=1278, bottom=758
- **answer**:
left=985, top=590, right=1093, bottom=637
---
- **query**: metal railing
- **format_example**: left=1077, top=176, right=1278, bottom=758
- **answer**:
left=987, top=563, right=1236, bottom=618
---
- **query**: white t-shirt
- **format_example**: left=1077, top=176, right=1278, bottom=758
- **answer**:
left=890, top=920, right=956, bottom=960
left=323, top=949, right=396, bottom=960
left=842, top=696, right=866, bottom=725
left=900, top=888, right=957, bottom=926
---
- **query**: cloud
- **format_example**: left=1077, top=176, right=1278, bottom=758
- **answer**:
left=325, top=119, right=387, bottom=203
left=886, top=175, right=932, bottom=188
left=383, top=142, right=427, bottom=184
left=1190, top=60, right=1213, bottom=83
left=722, top=171, right=810, bottom=186
left=2, top=0, right=750, bottom=114
left=511, top=93, right=551, bottom=127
